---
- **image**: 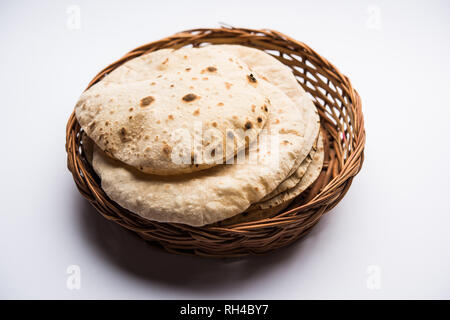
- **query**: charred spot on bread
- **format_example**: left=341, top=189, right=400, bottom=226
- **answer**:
left=247, top=73, right=257, bottom=83
left=140, top=96, right=155, bottom=107
left=162, top=143, right=172, bottom=156
left=182, top=93, right=198, bottom=102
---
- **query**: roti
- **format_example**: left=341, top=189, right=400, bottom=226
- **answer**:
left=75, top=46, right=270, bottom=175
left=89, top=79, right=312, bottom=226
left=250, top=132, right=324, bottom=210
left=212, top=45, right=320, bottom=178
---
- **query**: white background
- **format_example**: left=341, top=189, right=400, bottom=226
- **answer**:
left=1, top=0, right=449, bottom=299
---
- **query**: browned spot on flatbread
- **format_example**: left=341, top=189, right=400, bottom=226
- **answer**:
left=279, top=128, right=300, bottom=135
left=182, top=93, right=199, bottom=102
left=247, top=74, right=257, bottom=83
left=217, top=102, right=224, bottom=106
left=207, top=66, right=217, bottom=72
left=193, top=109, right=200, bottom=116
left=140, top=96, right=154, bottom=107
left=225, top=82, right=232, bottom=90
left=119, top=127, right=130, bottom=142
left=245, top=121, right=252, bottom=130
left=162, top=143, right=172, bottom=156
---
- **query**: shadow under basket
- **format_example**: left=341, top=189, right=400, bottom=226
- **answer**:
left=66, top=27, right=365, bottom=258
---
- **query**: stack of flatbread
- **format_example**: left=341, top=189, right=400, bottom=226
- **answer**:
left=76, top=45, right=323, bottom=227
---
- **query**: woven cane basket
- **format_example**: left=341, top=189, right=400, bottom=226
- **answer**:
left=66, top=27, right=365, bottom=258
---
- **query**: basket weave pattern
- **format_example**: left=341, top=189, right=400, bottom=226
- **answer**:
left=66, top=28, right=365, bottom=257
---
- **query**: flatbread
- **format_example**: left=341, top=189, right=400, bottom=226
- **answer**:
left=75, top=47, right=270, bottom=175
left=218, top=132, right=324, bottom=226
left=250, top=132, right=324, bottom=210
left=211, top=45, right=306, bottom=101
left=212, top=45, right=320, bottom=178
left=258, top=132, right=319, bottom=201
left=214, top=198, right=295, bottom=226
left=89, top=79, right=312, bottom=226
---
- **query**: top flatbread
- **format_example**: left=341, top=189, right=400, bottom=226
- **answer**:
left=75, top=47, right=270, bottom=175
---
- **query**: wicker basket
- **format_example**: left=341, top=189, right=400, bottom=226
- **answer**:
left=66, top=27, right=365, bottom=258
